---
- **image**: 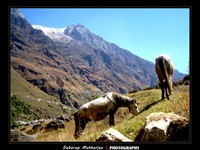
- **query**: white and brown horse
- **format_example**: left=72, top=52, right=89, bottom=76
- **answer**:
left=155, top=54, right=174, bottom=100
left=73, top=92, right=139, bottom=138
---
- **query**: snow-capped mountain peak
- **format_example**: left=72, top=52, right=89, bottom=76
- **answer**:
left=32, top=25, right=73, bottom=42
left=64, top=24, right=89, bottom=35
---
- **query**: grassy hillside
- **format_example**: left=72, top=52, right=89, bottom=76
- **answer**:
left=10, top=67, right=71, bottom=125
left=20, top=84, right=189, bottom=142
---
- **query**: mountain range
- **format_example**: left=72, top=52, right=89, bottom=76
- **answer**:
left=10, top=8, right=185, bottom=110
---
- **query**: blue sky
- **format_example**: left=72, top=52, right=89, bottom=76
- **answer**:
left=19, top=8, right=190, bottom=74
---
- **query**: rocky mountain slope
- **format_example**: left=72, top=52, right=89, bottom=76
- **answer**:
left=10, top=8, right=185, bottom=110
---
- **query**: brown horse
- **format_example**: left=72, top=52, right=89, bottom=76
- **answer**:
left=73, top=92, right=139, bottom=138
left=155, top=54, right=174, bottom=100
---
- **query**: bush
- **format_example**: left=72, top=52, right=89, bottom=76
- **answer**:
left=143, top=87, right=154, bottom=91
left=10, top=121, right=21, bottom=129
left=10, top=95, right=32, bottom=122
left=155, top=82, right=161, bottom=89
left=128, top=89, right=138, bottom=94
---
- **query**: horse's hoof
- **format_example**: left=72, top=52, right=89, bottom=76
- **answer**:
left=74, top=136, right=78, bottom=139
left=74, top=134, right=80, bottom=139
left=79, top=132, right=86, bottom=136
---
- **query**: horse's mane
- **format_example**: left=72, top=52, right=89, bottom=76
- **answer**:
left=112, top=92, right=132, bottom=105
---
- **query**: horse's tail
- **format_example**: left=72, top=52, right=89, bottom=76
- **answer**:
left=72, top=110, right=78, bottom=125
left=73, top=111, right=78, bottom=124
left=73, top=110, right=79, bottom=139
left=162, top=57, right=172, bottom=94
left=158, top=56, right=171, bottom=93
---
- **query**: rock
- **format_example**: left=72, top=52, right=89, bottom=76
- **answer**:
left=10, top=130, right=37, bottom=142
left=15, top=120, right=29, bottom=126
left=56, top=115, right=71, bottom=122
left=32, top=122, right=42, bottom=130
left=96, top=128, right=132, bottom=142
left=45, top=119, right=65, bottom=130
left=135, top=112, right=189, bottom=141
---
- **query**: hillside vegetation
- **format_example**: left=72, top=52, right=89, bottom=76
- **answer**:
left=18, top=84, right=189, bottom=142
left=10, top=67, right=71, bottom=125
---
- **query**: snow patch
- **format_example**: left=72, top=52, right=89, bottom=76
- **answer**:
left=32, top=25, right=72, bottom=42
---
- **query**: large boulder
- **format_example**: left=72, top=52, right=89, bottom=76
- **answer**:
left=96, top=128, right=132, bottom=142
left=10, top=130, right=37, bottom=142
left=135, top=112, right=189, bottom=141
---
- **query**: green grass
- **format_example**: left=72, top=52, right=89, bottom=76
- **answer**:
left=27, top=85, right=189, bottom=142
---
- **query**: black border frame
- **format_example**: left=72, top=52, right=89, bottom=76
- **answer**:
left=1, top=0, right=193, bottom=149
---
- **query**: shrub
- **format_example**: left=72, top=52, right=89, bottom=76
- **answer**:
left=128, top=89, right=138, bottom=94
left=143, top=87, right=154, bottom=91
left=10, top=121, right=21, bottom=129
left=155, top=82, right=161, bottom=89
left=10, top=95, right=32, bottom=122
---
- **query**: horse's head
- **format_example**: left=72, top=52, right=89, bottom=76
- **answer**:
left=128, top=99, right=139, bottom=116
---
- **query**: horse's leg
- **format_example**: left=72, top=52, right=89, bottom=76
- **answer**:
left=166, top=86, right=170, bottom=100
left=80, top=119, right=88, bottom=134
left=74, top=118, right=87, bottom=139
left=166, top=88, right=170, bottom=100
left=160, top=81, right=165, bottom=100
left=109, top=112, right=115, bottom=126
